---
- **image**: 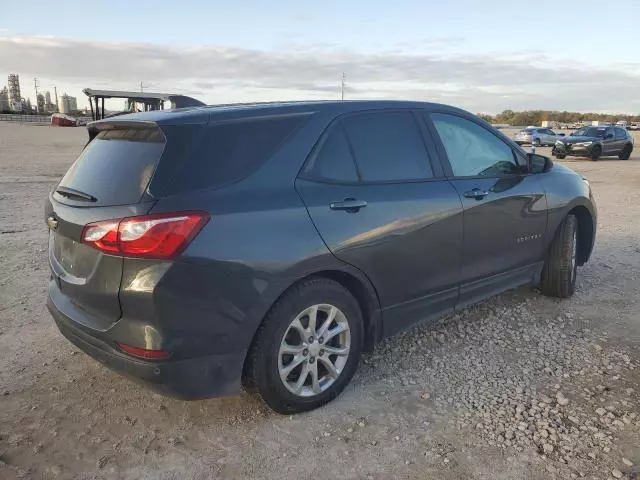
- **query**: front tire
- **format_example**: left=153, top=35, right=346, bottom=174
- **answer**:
left=619, top=144, right=632, bottom=160
left=534, top=138, right=541, bottom=147
left=245, top=278, right=363, bottom=414
left=540, top=214, right=578, bottom=298
left=554, top=153, right=566, bottom=159
left=590, top=145, right=601, bottom=161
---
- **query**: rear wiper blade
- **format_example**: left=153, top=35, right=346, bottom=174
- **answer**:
left=55, top=186, right=97, bottom=202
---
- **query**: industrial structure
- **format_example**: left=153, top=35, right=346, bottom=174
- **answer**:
left=7, top=74, right=22, bottom=111
left=36, top=93, right=45, bottom=113
left=0, top=87, right=9, bottom=112
left=44, top=91, right=57, bottom=113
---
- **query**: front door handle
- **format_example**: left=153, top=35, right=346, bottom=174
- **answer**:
left=463, top=188, right=489, bottom=200
left=330, top=198, right=368, bottom=213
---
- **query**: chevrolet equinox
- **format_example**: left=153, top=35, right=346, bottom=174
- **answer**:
left=45, top=101, right=597, bottom=413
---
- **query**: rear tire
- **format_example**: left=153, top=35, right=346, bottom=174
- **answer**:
left=245, top=278, right=363, bottom=414
left=590, top=145, right=601, bottom=161
left=619, top=144, right=632, bottom=160
left=540, top=215, right=578, bottom=298
left=554, top=153, right=566, bottom=159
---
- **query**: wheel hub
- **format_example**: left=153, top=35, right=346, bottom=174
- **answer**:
left=308, top=341, right=321, bottom=357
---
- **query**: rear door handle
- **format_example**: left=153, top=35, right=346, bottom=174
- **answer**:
left=463, top=188, right=489, bottom=200
left=330, top=198, right=368, bottom=212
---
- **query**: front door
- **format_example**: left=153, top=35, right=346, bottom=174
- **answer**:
left=296, top=110, right=464, bottom=337
left=425, top=112, right=548, bottom=307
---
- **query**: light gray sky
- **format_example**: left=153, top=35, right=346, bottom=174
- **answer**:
left=2, top=0, right=639, bottom=113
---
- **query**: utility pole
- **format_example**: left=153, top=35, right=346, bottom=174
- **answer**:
left=54, top=86, right=59, bottom=113
left=34, top=77, right=40, bottom=98
left=341, top=72, right=346, bottom=101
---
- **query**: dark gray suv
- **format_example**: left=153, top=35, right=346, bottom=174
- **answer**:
left=45, top=101, right=597, bottom=413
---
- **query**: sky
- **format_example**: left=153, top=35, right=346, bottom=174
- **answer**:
left=2, top=0, right=640, bottom=114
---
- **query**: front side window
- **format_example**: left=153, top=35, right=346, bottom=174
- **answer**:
left=430, top=113, right=519, bottom=177
left=341, top=111, right=433, bottom=182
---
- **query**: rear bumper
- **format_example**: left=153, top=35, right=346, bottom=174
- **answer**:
left=47, top=283, right=244, bottom=399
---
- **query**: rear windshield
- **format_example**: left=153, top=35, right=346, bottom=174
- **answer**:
left=150, top=114, right=308, bottom=196
left=56, top=127, right=165, bottom=206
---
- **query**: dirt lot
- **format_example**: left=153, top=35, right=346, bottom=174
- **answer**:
left=1, top=122, right=639, bottom=480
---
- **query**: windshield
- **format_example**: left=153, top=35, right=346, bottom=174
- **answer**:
left=573, top=127, right=606, bottom=137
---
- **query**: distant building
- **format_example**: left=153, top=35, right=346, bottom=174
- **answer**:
left=0, top=87, right=9, bottom=112
left=58, top=93, right=77, bottom=113
left=7, top=74, right=22, bottom=111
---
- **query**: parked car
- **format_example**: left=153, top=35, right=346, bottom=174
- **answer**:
left=514, top=127, right=563, bottom=146
left=45, top=101, right=597, bottom=413
left=553, top=126, right=634, bottom=160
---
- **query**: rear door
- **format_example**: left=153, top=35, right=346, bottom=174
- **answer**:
left=613, top=127, right=628, bottom=153
left=602, top=127, right=617, bottom=154
left=545, top=129, right=557, bottom=145
left=46, top=125, right=165, bottom=330
left=296, top=110, right=464, bottom=337
left=425, top=112, right=548, bottom=307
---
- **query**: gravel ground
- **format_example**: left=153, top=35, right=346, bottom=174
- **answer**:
left=0, top=123, right=639, bottom=480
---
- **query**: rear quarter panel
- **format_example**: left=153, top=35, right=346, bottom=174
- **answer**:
left=127, top=111, right=379, bottom=362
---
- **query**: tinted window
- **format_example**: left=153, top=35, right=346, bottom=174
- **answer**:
left=157, top=114, right=307, bottom=194
left=430, top=113, right=519, bottom=177
left=342, top=112, right=432, bottom=182
left=575, top=127, right=606, bottom=137
left=304, top=126, right=358, bottom=182
left=615, top=127, right=627, bottom=139
left=57, top=127, right=165, bottom=206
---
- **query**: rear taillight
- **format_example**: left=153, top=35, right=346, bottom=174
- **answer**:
left=81, top=212, right=209, bottom=259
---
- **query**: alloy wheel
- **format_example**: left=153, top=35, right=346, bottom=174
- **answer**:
left=278, top=304, right=351, bottom=397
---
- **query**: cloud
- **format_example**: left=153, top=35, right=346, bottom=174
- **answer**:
left=1, top=33, right=638, bottom=113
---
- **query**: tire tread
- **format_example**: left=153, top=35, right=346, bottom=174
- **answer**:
left=541, top=214, right=577, bottom=298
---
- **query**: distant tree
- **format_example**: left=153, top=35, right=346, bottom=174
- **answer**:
left=477, top=113, right=494, bottom=123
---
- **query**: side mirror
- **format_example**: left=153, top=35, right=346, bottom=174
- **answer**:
left=528, top=153, right=553, bottom=174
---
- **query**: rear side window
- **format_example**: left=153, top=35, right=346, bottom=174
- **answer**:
left=342, top=111, right=433, bottom=182
left=615, top=127, right=627, bottom=139
left=304, top=126, right=359, bottom=182
left=162, top=114, right=307, bottom=194
left=56, top=127, right=165, bottom=206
